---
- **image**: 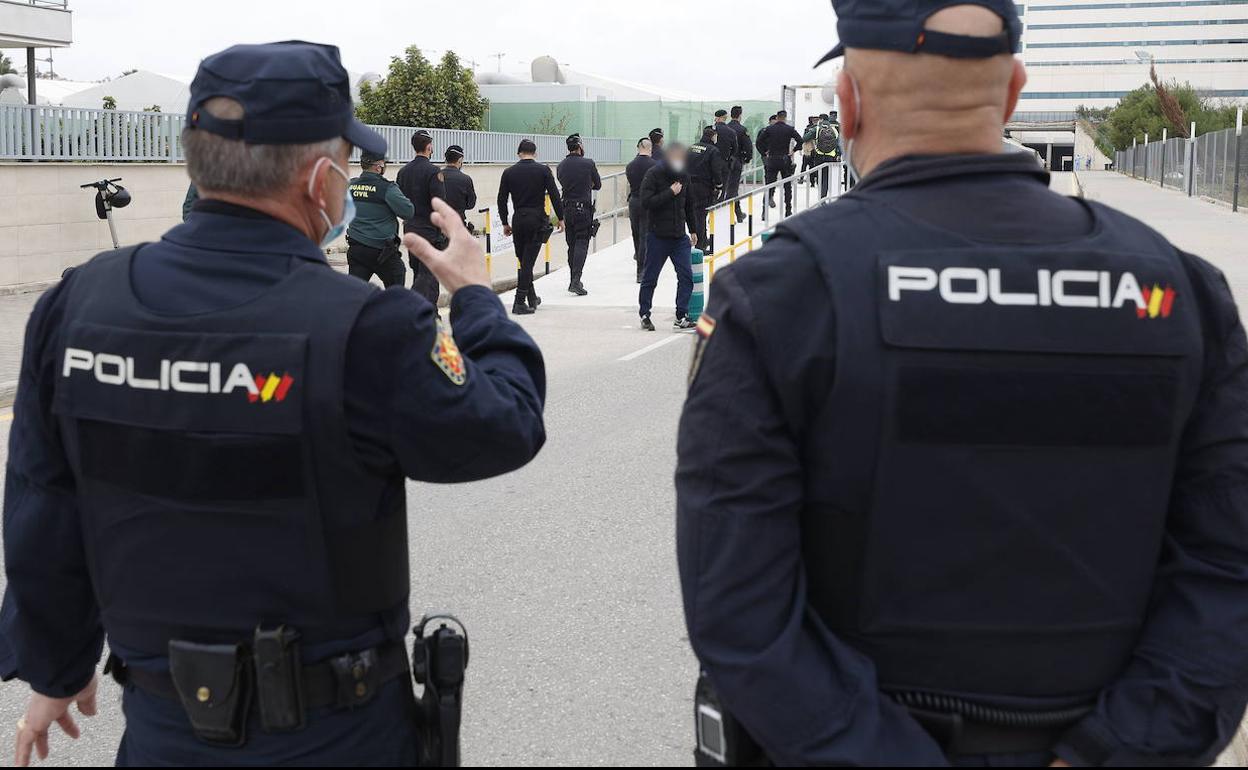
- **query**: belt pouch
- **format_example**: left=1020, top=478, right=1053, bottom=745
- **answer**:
left=253, top=626, right=305, bottom=733
left=168, top=640, right=251, bottom=747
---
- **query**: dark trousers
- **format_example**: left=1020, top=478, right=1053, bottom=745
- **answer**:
left=628, top=196, right=648, bottom=271
left=115, top=677, right=420, bottom=766
left=726, top=159, right=744, bottom=218
left=564, top=201, right=594, bottom=283
left=347, top=239, right=406, bottom=288
left=405, top=227, right=445, bottom=306
left=813, top=158, right=838, bottom=198
left=801, top=154, right=817, bottom=185
left=639, top=233, right=693, bottom=319
left=511, top=208, right=546, bottom=306
left=688, top=182, right=714, bottom=251
left=765, top=156, right=795, bottom=213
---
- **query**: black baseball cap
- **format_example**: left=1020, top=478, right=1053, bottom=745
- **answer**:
left=187, top=40, right=387, bottom=156
left=649, top=128, right=664, bottom=141
left=816, top=0, right=1022, bottom=65
left=714, top=109, right=728, bottom=118
left=446, top=144, right=465, bottom=159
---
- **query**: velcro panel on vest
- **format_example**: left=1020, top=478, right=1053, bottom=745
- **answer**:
left=54, top=322, right=306, bottom=436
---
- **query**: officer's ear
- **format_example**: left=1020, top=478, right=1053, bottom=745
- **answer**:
left=1004, top=58, right=1027, bottom=123
left=836, top=70, right=860, bottom=141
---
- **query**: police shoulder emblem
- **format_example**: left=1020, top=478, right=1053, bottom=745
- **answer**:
left=431, top=321, right=467, bottom=386
left=688, top=315, right=717, bottom=388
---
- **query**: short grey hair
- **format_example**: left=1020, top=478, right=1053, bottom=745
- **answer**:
left=183, top=97, right=345, bottom=197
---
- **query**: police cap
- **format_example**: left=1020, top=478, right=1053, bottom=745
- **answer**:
left=714, top=109, right=728, bottom=118
left=445, top=144, right=465, bottom=161
left=649, top=128, right=664, bottom=142
left=187, top=40, right=386, bottom=156
left=360, top=150, right=386, bottom=165
left=816, top=0, right=1022, bottom=64
left=566, top=133, right=583, bottom=151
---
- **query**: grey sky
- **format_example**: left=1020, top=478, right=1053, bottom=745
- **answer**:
left=26, top=0, right=839, bottom=99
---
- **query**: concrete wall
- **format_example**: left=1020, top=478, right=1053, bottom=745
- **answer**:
left=0, top=161, right=629, bottom=289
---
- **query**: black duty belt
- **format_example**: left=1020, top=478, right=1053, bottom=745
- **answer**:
left=109, top=640, right=409, bottom=712
left=889, top=690, right=1092, bottom=757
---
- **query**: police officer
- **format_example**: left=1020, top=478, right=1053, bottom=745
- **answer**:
left=396, top=129, right=447, bottom=305
left=556, top=133, right=601, bottom=296
left=626, top=137, right=657, bottom=284
left=711, top=110, right=738, bottom=199
left=800, top=114, right=821, bottom=185
left=346, top=150, right=414, bottom=288
left=441, top=144, right=478, bottom=233
left=755, top=110, right=803, bottom=215
left=649, top=127, right=666, bottom=163
left=726, top=106, right=753, bottom=223
left=498, top=138, right=564, bottom=315
left=677, top=1, right=1248, bottom=766
left=1, top=41, right=546, bottom=767
left=809, top=111, right=842, bottom=199
left=685, top=126, right=725, bottom=253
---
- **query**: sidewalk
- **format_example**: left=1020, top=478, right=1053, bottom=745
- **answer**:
left=1077, top=170, right=1248, bottom=308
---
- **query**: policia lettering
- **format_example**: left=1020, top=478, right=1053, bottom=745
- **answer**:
left=888, top=266, right=1177, bottom=318
left=63, top=348, right=295, bottom=402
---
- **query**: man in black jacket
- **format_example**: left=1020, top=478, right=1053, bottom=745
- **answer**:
left=726, top=106, right=753, bottom=222
left=686, top=126, right=726, bottom=252
left=756, top=110, right=804, bottom=215
left=397, top=130, right=447, bottom=304
left=556, top=133, right=602, bottom=296
left=626, top=137, right=657, bottom=283
left=498, top=139, right=565, bottom=315
left=637, top=142, right=699, bottom=332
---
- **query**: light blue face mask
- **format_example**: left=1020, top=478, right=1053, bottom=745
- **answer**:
left=310, top=158, right=356, bottom=248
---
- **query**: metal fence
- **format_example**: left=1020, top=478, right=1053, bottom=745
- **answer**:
left=0, top=103, right=622, bottom=164
left=1115, top=126, right=1247, bottom=212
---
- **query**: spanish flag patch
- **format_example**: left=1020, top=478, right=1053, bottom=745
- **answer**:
left=688, top=314, right=716, bottom=388
left=431, top=321, right=467, bottom=386
left=696, top=315, right=716, bottom=338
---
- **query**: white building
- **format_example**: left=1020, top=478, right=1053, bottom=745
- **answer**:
left=1018, top=0, right=1248, bottom=120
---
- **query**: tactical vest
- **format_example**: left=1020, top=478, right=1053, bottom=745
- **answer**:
left=687, top=143, right=716, bottom=185
left=52, top=247, right=410, bottom=655
left=777, top=197, right=1203, bottom=701
left=814, top=123, right=840, bottom=158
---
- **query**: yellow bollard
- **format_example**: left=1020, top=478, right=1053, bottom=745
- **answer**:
left=543, top=195, right=553, bottom=275
left=482, top=209, right=493, bottom=278
left=747, top=195, right=756, bottom=253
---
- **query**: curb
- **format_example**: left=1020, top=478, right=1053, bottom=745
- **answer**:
left=0, top=380, right=15, bottom=410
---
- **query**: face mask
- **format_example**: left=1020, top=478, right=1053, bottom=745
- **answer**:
left=309, top=157, right=355, bottom=248
left=669, top=160, right=685, bottom=175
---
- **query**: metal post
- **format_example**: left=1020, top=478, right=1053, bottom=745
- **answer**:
left=25, top=48, right=36, bottom=105
left=1143, top=133, right=1149, bottom=182
left=480, top=208, right=493, bottom=278
left=1160, top=129, right=1167, bottom=188
left=543, top=195, right=551, bottom=276
left=1188, top=122, right=1196, bottom=197
left=1235, top=109, right=1243, bottom=212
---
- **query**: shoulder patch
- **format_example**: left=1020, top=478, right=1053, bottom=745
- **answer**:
left=431, top=321, right=467, bottom=386
left=688, top=314, right=716, bottom=388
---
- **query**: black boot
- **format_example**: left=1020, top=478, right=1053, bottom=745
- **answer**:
left=512, top=299, right=534, bottom=315
left=527, top=287, right=542, bottom=309
left=569, top=280, right=588, bottom=296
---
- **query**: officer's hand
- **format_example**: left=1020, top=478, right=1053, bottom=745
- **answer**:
left=503, top=225, right=513, bottom=237
left=14, top=675, right=98, bottom=767
left=690, top=234, right=699, bottom=248
left=557, top=220, right=566, bottom=233
left=403, top=198, right=489, bottom=295
left=670, top=181, right=683, bottom=195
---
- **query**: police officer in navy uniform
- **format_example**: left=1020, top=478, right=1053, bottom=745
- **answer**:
left=1, top=41, right=546, bottom=767
left=397, top=130, right=447, bottom=306
left=556, top=133, right=602, bottom=296
left=441, top=144, right=478, bottom=233
left=685, top=126, right=725, bottom=253
left=725, top=106, right=752, bottom=223
left=626, top=137, right=657, bottom=284
left=649, top=127, right=666, bottom=163
left=678, top=2, right=1248, bottom=766
left=346, top=150, right=414, bottom=287
left=711, top=110, right=738, bottom=200
left=498, top=138, right=565, bottom=315
left=754, top=110, right=803, bottom=216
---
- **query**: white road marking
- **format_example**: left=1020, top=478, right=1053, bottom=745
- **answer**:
left=619, top=333, right=687, bottom=362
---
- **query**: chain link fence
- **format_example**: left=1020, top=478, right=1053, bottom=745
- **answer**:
left=1115, top=127, right=1248, bottom=212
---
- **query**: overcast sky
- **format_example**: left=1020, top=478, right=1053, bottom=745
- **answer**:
left=18, top=0, right=839, bottom=99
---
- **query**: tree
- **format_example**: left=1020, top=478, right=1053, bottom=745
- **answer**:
left=1092, top=74, right=1241, bottom=151
left=0, top=53, right=16, bottom=76
left=143, top=105, right=161, bottom=113
left=526, top=105, right=574, bottom=136
left=102, top=96, right=117, bottom=110
left=355, top=48, right=487, bottom=130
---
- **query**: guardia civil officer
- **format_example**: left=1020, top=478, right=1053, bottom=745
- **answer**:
left=685, top=126, right=725, bottom=252
left=678, top=2, right=1248, bottom=765
left=498, top=138, right=564, bottom=315
left=800, top=114, right=821, bottom=185
left=649, top=127, right=666, bottom=162
left=346, top=150, right=414, bottom=288
left=397, top=129, right=447, bottom=305
left=441, top=144, right=478, bottom=233
left=809, top=110, right=842, bottom=198
left=726, top=106, right=753, bottom=222
left=711, top=110, right=738, bottom=194
left=626, top=137, right=657, bottom=284
left=556, top=133, right=601, bottom=296
left=1, top=41, right=546, bottom=767
left=754, top=110, right=803, bottom=216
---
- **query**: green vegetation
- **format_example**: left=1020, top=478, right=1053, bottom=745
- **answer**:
left=355, top=48, right=487, bottom=130
left=102, top=96, right=117, bottom=110
left=1080, top=72, right=1241, bottom=152
left=0, top=53, right=17, bottom=76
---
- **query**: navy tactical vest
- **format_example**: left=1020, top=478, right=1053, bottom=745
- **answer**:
left=51, top=247, right=410, bottom=655
left=777, top=196, right=1204, bottom=701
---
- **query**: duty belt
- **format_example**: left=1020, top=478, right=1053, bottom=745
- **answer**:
left=889, top=690, right=1092, bottom=756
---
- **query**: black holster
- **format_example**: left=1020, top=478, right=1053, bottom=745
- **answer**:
left=412, top=615, right=470, bottom=767
left=693, top=671, right=771, bottom=767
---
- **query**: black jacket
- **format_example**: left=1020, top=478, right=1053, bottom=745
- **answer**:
left=713, top=122, right=738, bottom=163
left=556, top=153, right=602, bottom=205
left=626, top=154, right=657, bottom=198
left=729, top=120, right=753, bottom=163
left=441, top=165, right=478, bottom=223
left=756, top=122, right=804, bottom=159
left=686, top=140, right=726, bottom=188
left=497, top=159, right=563, bottom=226
left=395, top=156, right=446, bottom=236
left=639, top=162, right=698, bottom=239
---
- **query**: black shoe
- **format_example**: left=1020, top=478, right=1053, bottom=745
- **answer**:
left=636, top=273, right=643, bottom=285
left=768, top=198, right=777, bottom=209
left=784, top=209, right=793, bottom=218
left=569, top=281, right=588, bottom=296
left=673, top=316, right=697, bottom=330
left=528, top=294, right=542, bottom=309
left=641, top=315, right=655, bottom=331
left=512, top=303, right=534, bottom=315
